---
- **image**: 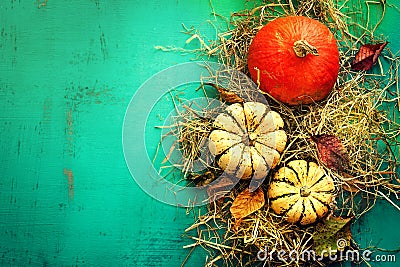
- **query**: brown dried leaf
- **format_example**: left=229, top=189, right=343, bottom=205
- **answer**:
left=351, top=42, right=388, bottom=71
left=210, top=83, right=244, bottom=103
left=311, top=134, right=350, bottom=172
left=230, top=188, right=265, bottom=220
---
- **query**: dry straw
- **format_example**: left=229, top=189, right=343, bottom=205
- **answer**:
left=157, top=0, right=400, bottom=266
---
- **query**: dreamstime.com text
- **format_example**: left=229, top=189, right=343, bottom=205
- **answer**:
left=257, top=239, right=396, bottom=263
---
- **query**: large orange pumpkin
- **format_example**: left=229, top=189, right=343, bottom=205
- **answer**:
left=247, top=16, right=340, bottom=105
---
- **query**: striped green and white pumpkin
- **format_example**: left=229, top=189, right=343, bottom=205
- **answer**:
left=208, top=102, right=287, bottom=179
left=268, top=160, right=335, bottom=225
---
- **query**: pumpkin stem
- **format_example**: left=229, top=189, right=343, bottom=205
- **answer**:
left=300, top=186, right=311, bottom=197
left=242, top=133, right=256, bottom=146
left=293, top=40, right=319, bottom=58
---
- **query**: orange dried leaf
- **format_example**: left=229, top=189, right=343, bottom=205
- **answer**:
left=210, top=83, right=244, bottom=103
left=230, top=188, right=265, bottom=220
left=311, top=134, right=350, bottom=172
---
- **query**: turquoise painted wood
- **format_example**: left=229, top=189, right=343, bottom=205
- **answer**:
left=0, top=0, right=399, bottom=266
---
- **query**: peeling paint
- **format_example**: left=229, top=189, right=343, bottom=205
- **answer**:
left=65, top=109, right=74, bottom=157
left=99, top=27, right=108, bottom=61
left=63, top=168, right=74, bottom=201
left=42, top=98, right=52, bottom=124
left=37, top=0, right=48, bottom=9
left=64, top=83, right=119, bottom=109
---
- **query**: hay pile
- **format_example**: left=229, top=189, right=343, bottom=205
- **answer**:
left=157, top=1, right=400, bottom=266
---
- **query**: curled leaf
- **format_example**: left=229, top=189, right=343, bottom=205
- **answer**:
left=230, top=188, right=265, bottom=220
left=351, top=42, right=388, bottom=71
left=313, top=216, right=353, bottom=256
left=311, top=134, right=350, bottom=172
left=209, top=83, right=244, bottom=103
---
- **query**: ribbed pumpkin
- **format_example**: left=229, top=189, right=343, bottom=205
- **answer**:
left=247, top=16, right=340, bottom=105
left=268, top=160, right=335, bottom=225
left=208, top=102, right=287, bottom=179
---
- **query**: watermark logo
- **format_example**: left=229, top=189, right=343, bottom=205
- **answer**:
left=336, top=238, right=348, bottom=250
left=122, top=62, right=272, bottom=207
left=257, top=239, right=396, bottom=263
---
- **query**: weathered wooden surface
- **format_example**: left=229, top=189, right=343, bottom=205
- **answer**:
left=0, top=0, right=229, bottom=265
left=0, top=0, right=399, bottom=266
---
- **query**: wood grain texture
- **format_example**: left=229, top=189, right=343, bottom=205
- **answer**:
left=0, top=0, right=226, bottom=265
left=0, top=0, right=399, bottom=266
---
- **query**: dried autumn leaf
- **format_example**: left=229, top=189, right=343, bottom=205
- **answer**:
left=351, top=42, right=388, bottom=71
left=311, top=134, right=350, bottom=172
left=230, top=188, right=265, bottom=220
left=209, top=83, right=244, bottom=103
left=313, top=216, right=353, bottom=256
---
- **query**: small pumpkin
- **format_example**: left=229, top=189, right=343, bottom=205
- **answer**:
left=247, top=16, right=340, bottom=105
left=208, top=102, right=287, bottom=179
left=268, top=160, right=335, bottom=225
